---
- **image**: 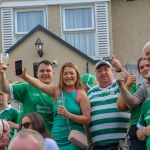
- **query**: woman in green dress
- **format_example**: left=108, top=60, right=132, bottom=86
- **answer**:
left=18, top=62, right=90, bottom=150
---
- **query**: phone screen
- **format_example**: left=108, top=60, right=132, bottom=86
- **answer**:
left=15, top=60, right=22, bottom=75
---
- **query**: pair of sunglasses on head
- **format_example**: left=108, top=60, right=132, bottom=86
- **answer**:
left=20, top=122, right=32, bottom=129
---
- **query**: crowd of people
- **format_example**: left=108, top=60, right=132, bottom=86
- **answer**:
left=0, top=41, right=150, bottom=150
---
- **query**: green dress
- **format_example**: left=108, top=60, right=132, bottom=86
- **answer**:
left=51, top=90, right=85, bottom=150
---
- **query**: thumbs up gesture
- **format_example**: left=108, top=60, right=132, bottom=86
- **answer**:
left=111, top=55, right=122, bottom=72
left=125, top=73, right=136, bottom=87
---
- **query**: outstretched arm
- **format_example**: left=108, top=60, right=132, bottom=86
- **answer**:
left=117, top=73, right=136, bottom=111
left=7, top=121, right=19, bottom=129
left=111, top=55, right=129, bottom=79
left=0, top=62, right=10, bottom=94
left=116, top=72, right=141, bottom=110
left=20, top=68, right=57, bottom=99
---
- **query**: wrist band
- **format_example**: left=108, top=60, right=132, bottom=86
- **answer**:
left=115, top=67, right=122, bottom=72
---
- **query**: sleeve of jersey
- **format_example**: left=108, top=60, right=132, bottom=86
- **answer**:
left=129, top=83, right=137, bottom=94
left=10, top=83, right=27, bottom=103
left=133, top=83, right=146, bottom=102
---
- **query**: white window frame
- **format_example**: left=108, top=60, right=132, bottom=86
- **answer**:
left=62, top=5, right=95, bottom=32
left=14, top=8, right=46, bottom=35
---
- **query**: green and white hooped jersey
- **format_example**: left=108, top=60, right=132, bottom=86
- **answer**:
left=87, top=81, right=130, bottom=146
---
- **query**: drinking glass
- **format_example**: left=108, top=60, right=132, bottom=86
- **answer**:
left=0, top=53, right=9, bottom=65
left=57, top=97, right=65, bottom=107
left=57, top=96, right=65, bottom=116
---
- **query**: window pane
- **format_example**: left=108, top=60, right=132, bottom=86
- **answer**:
left=65, top=8, right=92, bottom=29
left=65, top=32, right=95, bottom=55
left=17, top=11, right=44, bottom=32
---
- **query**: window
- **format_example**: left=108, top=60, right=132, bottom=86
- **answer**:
left=15, top=9, right=46, bottom=41
left=62, top=2, right=110, bottom=59
left=62, top=6, right=95, bottom=57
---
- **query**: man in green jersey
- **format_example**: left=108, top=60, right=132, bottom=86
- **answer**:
left=0, top=60, right=54, bottom=133
left=0, top=91, right=18, bottom=142
left=86, top=59, right=130, bottom=150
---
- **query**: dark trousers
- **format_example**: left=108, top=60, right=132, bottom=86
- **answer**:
left=93, top=144, right=119, bottom=150
left=129, top=125, right=146, bottom=150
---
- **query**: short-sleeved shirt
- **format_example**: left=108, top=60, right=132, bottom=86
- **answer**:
left=137, top=98, right=150, bottom=150
left=10, top=83, right=54, bottom=132
left=134, top=81, right=150, bottom=102
left=0, top=104, right=19, bottom=141
left=87, top=81, right=130, bottom=146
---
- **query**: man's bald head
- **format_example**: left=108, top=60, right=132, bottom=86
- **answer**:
left=8, top=129, right=45, bottom=150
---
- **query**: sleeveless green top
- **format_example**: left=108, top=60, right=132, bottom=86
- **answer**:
left=51, top=90, right=85, bottom=150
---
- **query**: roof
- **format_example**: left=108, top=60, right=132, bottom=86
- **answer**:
left=6, top=25, right=97, bottom=64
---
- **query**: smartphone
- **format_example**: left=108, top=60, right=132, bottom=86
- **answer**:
left=147, top=77, right=150, bottom=83
left=15, top=60, right=22, bottom=75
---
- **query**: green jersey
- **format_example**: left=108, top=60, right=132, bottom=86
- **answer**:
left=137, top=98, right=150, bottom=150
left=10, top=83, right=54, bottom=132
left=17, top=105, right=24, bottom=124
left=130, top=83, right=142, bottom=125
left=0, top=104, right=19, bottom=141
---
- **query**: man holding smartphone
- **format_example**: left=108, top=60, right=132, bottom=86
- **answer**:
left=0, top=60, right=54, bottom=133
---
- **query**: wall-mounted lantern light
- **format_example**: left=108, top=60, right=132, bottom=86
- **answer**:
left=35, top=37, right=44, bottom=57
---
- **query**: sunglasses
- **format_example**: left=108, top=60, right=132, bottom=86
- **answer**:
left=21, top=122, right=32, bottom=129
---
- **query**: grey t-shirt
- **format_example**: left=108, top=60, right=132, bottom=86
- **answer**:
left=134, top=81, right=150, bottom=101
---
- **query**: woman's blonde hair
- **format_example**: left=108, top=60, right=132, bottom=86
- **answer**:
left=58, top=62, right=84, bottom=90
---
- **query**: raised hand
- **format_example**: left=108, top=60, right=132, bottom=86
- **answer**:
left=0, top=61, right=9, bottom=79
left=125, top=73, right=136, bottom=87
left=15, top=68, right=27, bottom=79
left=116, top=72, right=126, bottom=86
left=111, top=55, right=122, bottom=72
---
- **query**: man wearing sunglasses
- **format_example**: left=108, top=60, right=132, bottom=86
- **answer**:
left=0, top=119, right=10, bottom=150
left=0, top=91, right=18, bottom=142
left=0, top=60, right=54, bottom=133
